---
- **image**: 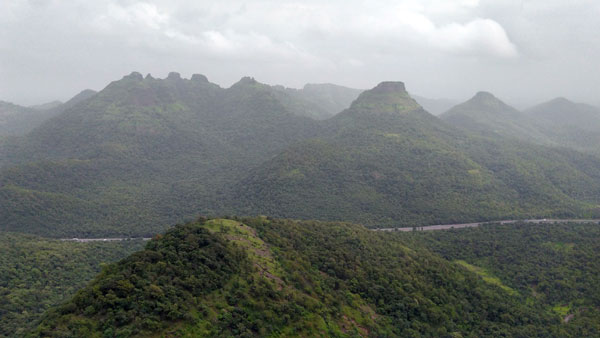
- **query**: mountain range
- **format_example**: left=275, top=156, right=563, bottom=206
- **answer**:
left=2, top=73, right=600, bottom=236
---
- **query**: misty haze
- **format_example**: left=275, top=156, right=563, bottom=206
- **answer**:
left=1, top=1, right=600, bottom=337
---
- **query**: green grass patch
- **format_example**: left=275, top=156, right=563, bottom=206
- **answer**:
left=552, top=304, right=571, bottom=317
left=543, top=242, right=575, bottom=253
left=455, top=260, right=517, bottom=295
left=204, top=219, right=284, bottom=281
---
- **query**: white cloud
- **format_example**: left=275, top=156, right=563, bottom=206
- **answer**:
left=434, top=19, right=518, bottom=58
left=94, top=2, right=169, bottom=31
left=0, top=0, right=598, bottom=105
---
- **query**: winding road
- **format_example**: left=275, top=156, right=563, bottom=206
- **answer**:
left=59, top=219, right=600, bottom=241
left=374, top=218, right=600, bottom=232
left=60, top=237, right=151, bottom=242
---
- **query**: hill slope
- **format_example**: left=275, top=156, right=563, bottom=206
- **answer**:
left=232, top=83, right=600, bottom=227
left=31, top=217, right=561, bottom=337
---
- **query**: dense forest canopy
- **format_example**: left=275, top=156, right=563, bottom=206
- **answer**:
left=405, top=221, right=600, bottom=337
left=0, top=232, right=144, bottom=337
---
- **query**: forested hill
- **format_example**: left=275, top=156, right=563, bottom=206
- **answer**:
left=232, top=82, right=600, bottom=227
left=31, top=217, right=565, bottom=337
left=0, top=232, right=145, bottom=337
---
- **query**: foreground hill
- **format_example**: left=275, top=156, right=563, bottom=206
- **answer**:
left=31, top=217, right=562, bottom=337
left=0, top=232, right=144, bottom=337
left=232, top=83, right=600, bottom=227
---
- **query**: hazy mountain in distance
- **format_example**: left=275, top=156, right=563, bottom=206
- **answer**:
left=441, top=93, right=600, bottom=157
left=31, top=217, right=563, bottom=337
left=232, top=82, right=600, bottom=227
left=440, top=92, right=551, bottom=144
left=412, top=94, right=458, bottom=116
left=527, top=97, right=600, bottom=131
left=273, top=83, right=363, bottom=119
left=29, top=100, right=63, bottom=111
left=0, top=89, right=99, bottom=139
left=525, top=98, right=600, bottom=155
left=0, top=102, right=56, bottom=137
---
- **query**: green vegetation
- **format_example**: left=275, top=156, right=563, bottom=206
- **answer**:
left=32, top=217, right=570, bottom=337
left=454, top=260, right=517, bottom=295
left=406, top=221, right=600, bottom=336
left=0, top=232, right=144, bottom=337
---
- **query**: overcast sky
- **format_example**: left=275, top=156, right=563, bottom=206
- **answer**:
left=1, top=0, right=599, bottom=107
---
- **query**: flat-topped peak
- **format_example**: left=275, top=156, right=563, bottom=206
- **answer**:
left=370, top=81, right=407, bottom=94
left=347, top=81, right=421, bottom=115
left=166, top=72, right=182, bottom=80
